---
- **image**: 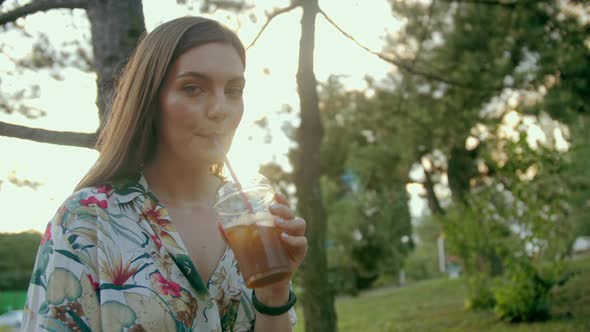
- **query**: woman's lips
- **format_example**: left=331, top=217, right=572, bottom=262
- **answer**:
left=196, top=133, right=225, bottom=144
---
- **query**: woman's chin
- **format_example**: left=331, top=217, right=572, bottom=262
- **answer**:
left=197, top=149, right=224, bottom=165
left=184, top=138, right=231, bottom=165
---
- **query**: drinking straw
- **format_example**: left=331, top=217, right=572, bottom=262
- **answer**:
left=215, top=140, right=255, bottom=214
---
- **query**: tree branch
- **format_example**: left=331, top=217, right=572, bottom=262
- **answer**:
left=197, top=0, right=254, bottom=13
left=0, top=121, right=96, bottom=148
left=246, top=1, right=301, bottom=50
left=439, top=0, right=521, bottom=8
left=318, top=7, right=509, bottom=93
left=0, top=0, right=88, bottom=26
left=317, top=7, right=474, bottom=89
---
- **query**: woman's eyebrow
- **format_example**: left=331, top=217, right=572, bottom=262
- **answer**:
left=176, top=71, right=245, bottom=84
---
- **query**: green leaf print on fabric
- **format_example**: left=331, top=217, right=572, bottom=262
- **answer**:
left=114, top=182, right=145, bottom=196
left=171, top=253, right=209, bottom=299
left=32, top=247, right=50, bottom=288
left=46, top=268, right=82, bottom=305
left=105, top=218, right=146, bottom=247
left=119, top=199, right=142, bottom=216
left=70, top=227, right=98, bottom=245
left=39, top=317, right=70, bottom=332
left=240, top=293, right=255, bottom=323
left=140, top=232, right=150, bottom=248
left=54, top=249, right=83, bottom=264
left=31, top=269, right=45, bottom=289
left=65, top=309, right=92, bottom=332
left=71, top=206, right=110, bottom=222
left=57, top=205, right=77, bottom=228
left=102, top=301, right=136, bottom=332
left=124, top=292, right=176, bottom=331
left=39, top=302, right=49, bottom=315
left=114, top=184, right=146, bottom=197
left=220, top=299, right=241, bottom=332
left=67, top=234, right=78, bottom=244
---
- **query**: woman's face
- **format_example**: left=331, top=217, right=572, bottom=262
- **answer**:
left=157, top=42, right=245, bottom=165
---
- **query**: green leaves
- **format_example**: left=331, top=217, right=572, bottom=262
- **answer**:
left=0, top=231, right=42, bottom=290
left=493, top=261, right=553, bottom=322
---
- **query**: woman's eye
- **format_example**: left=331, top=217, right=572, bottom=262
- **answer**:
left=183, top=84, right=205, bottom=95
left=226, top=87, right=244, bottom=98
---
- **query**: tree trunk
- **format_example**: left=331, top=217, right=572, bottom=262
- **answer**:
left=85, top=0, right=145, bottom=131
left=423, top=167, right=444, bottom=216
left=447, top=145, right=477, bottom=203
left=0, top=0, right=145, bottom=146
left=294, top=0, right=337, bottom=331
left=447, top=144, right=505, bottom=274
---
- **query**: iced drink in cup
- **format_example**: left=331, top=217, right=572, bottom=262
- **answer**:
left=214, top=175, right=291, bottom=288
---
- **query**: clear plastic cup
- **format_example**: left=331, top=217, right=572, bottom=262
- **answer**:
left=214, top=175, right=290, bottom=288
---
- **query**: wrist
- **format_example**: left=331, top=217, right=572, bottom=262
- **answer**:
left=251, top=286, right=297, bottom=317
left=253, top=282, right=290, bottom=307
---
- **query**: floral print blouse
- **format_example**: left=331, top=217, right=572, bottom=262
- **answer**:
left=22, top=172, right=297, bottom=331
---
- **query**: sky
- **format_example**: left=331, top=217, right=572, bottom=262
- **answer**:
left=0, top=0, right=401, bottom=233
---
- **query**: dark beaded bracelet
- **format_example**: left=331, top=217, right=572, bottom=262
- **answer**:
left=251, top=289, right=297, bottom=316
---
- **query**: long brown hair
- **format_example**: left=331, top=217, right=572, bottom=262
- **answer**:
left=76, top=16, right=246, bottom=191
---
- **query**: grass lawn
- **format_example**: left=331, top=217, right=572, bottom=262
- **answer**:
left=294, top=255, right=590, bottom=332
left=0, top=291, right=26, bottom=315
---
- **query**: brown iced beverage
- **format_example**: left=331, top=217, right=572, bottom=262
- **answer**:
left=225, top=215, right=290, bottom=288
left=215, top=176, right=291, bottom=288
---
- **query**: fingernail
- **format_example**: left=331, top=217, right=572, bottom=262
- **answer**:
left=281, top=232, right=289, bottom=239
left=270, top=204, right=279, bottom=210
left=275, top=217, right=285, bottom=225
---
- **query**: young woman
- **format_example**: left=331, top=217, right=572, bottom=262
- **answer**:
left=22, top=16, right=307, bottom=332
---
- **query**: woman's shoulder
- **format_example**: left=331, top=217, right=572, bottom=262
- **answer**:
left=62, top=183, right=116, bottom=213
left=51, top=183, right=124, bottom=230
left=39, top=186, right=108, bottom=256
left=47, top=182, right=142, bottom=245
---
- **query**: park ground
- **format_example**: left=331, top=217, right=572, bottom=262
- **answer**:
left=294, top=255, right=590, bottom=332
left=1, top=255, right=588, bottom=332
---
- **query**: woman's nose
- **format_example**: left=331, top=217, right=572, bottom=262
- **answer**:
left=207, top=92, right=229, bottom=120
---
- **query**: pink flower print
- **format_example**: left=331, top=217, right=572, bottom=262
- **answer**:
left=40, top=223, right=52, bottom=246
left=80, top=196, right=108, bottom=209
left=142, top=202, right=174, bottom=231
left=151, top=272, right=181, bottom=297
left=97, top=184, right=114, bottom=197
left=151, top=234, right=162, bottom=251
left=88, top=274, right=99, bottom=290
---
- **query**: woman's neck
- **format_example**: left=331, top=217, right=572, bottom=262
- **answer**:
left=142, top=156, right=220, bottom=209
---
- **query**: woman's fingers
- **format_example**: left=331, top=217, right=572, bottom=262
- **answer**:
left=274, top=192, right=290, bottom=208
left=281, top=233, right=308, bottom=257
left=274, top=217, right=306, bottom=237
left=269, top=203, right=295, bottom=220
